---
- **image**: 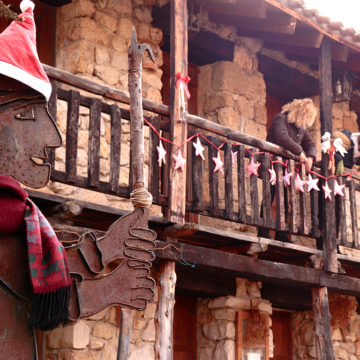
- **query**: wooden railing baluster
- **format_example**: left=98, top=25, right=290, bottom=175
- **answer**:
left=250, top=150, right=261, bottom=226
left=288, top=160, right=298, bottom=234
left=275, top=156, right=286, bottom=232
left=349, top=180, right=359, bottom=249
left=109, top=104, right=122, bottom=193
left=336, top=176, right=348, bottom=246
left=48, top=81, right=58, bottom=170
left=310, top=173, right=320, bottom=238
left=224, top=142, right=235, bottom=221
left=299, top=164, right=309, bottom=235
left=237, top=145, right=246, bottom=223
left=262, top=153, right=272, bottom=229
left=65, top=90, right=80, bottom=183
left=149, top=117, right=161, bottom=204
left=87, top=98, right=101, bottom=188
left=208, top=141, right=220, bottom=217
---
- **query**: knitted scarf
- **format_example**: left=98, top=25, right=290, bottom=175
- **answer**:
left=0, top=176, right=70, bottom=330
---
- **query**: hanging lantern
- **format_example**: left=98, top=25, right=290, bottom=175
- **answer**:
left=333, top=70, right=353, bottom=102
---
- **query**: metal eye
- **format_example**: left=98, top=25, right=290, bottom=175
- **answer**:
left=15, top=108, right=36, bottom=121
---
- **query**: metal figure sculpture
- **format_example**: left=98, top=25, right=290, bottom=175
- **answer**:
left=0, top=2, right=156, bottom=359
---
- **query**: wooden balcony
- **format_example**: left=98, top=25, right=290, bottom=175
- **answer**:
left=30, top=65, right=360, bottom=301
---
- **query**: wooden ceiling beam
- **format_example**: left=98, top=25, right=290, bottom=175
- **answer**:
left=238, top=26, right=323, bottom=48
left=201, top=0, right=267, bottom=18
left=209, top=10, right=296, bottom=34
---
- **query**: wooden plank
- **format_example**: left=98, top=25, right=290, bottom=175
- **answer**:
left=224, top=142, right=235, bottom=221
left=166, top=0, right=188, bottom=224
left=206, top=0, right=266, bottom=18
left=155, top=240, right=360, bottom=296
left=288, top=160, right=298, bottom=233
left=337, top=176, right=347, bottom=246
left=149, top=117, right=161, bottom=203
left=310, top=173, right=320, bottom=238
left=275, top=156, right=286, bottom=231
left=208, top=142, right=220, bottom=218
left=348, top=180, right=359, bottom=249
left=48, top=81, right=58, bottom=170
left=209, top=11, right=296, bottom=34
left=311, top=287, right=335, bottom=360
left=87, top=98, right=101, bottom=188
left=116, top=308, right=134, bottom=360
left=237, top=146, right=246, bottom=223
left=319, top=38, right=337, bottom=273
left=191, top=135, right=203, bottom=212
left=65, top=90, right=80, bottom=183
left=299, top=164, right=309, bottom=235
left=249, top=151, right=260, bottom=225
left=109, top=104, right=121, bottom=193
left=262, top=153, right=272, bottom=228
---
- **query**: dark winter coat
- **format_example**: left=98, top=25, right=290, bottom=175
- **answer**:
left=266, top=113, right=317, bottom=159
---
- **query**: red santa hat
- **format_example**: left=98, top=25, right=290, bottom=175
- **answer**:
left=0, top=0, right=51, bottom=101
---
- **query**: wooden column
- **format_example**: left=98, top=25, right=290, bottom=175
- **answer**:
left=319, top=37, right=337, bottom=273
left=311, top=37, right=335, bottom=360
left=156, top=1, right=188, bottom=359
left=311, top=288, right=335, bottom=359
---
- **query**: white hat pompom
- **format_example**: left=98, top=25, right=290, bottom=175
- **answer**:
left=20, top=0, right=35, bottom=12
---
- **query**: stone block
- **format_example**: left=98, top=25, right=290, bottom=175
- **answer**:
left=213, top=340, right=235, bottom=360
left=60, top=0, right=95, bottom=21
left=340, top=341, right=356, bottom=354
left=116, top=18, right=133, bottom=40
left=254, top=104, right=267, bottom=125
left=143, top=303, right=157, bottom=319
left=100, top=137, right=110, bottom=158
left=236, top=278, right=248, bottom=298
left=102, top=343, right=118, bottom=360
left=89, top=338, right=105, bottom=350
left=244, top=119, right=266, bottom=139
left=87, top=307, right=108, bottom=321
left=107, top=0, right=132, bottom=14
left=332, top=327, right=343, bottom=341
left=110, top=50, right=128, bottom=72
left=67, top=18, right=110, bottom=46
left=150, top=27, right=163, bottom=45
left=91, top=322, right=117, bottom=340
left=94, top=11, right=117, bottom=33
left=202, top=320, right=235, bottom=341
left=95, top=46, right=110, bottom=65
left=235, top=96, right=254, bottom=120
left=233, top=45, right=254, bottom=71
left=129, top=344, right=155, bottom=360
left=136, top=22, right=150, bottom=41
left=143, top=69, right=163, bottom=90
left=58, top=350, right=98, bottom=360
left=344, top=111, right=359, bottom=133
left=48, top=321, right=90, bottom=349
left=142, top=320, right=156, bottom=341
left=258, top=301, right=272, bottom=315
left=203, top=91, right=235, bottom=113
left=248, top=281, right=261, bottom=298
left=60, top=42, right=95, bottom=74
left=333, top=345, right=349, bottom=359
left=134, top=6, right=153, bottom=23
left=94, top=64, right=120, bottom=85
left=214, top=309, right=236, bottom=321
left=198, top=346, right=215, bottom=360
left=217, top=107, right=240, bottom=129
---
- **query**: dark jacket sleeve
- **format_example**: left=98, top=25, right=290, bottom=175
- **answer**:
left=268, top=114, right=303, bottom=155
left=301, top=130, right=317, bottom=159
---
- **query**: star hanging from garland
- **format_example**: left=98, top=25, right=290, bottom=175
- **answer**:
left=231, top=150, right=238, bottom=167
left=246, top=157, right=261, bottom=177
left=172, top=149, right=186, bottom=171
left=268, top=166, right=276, bottom=185
left=295, top=174, right=305, bottom=193
left=283, top=169, right=293, bottom=187
left=334, top=179, right=345, bottom=197
left=322, top=181, right=332, bottom=200
left=193, top=136, right=205, bottom=160
left=157, top=140, right=166, bottom=166
left=307, top=174, right=319, bottom=192
left=212, top=151, right=224, bottom=175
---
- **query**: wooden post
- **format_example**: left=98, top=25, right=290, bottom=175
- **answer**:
left=311, top=37, right=336, bottom=360
left=319, top=37, right=337, bottom=273
left=311, top=288, right=335, bottom=360
left=156, top=1, right=188, bottom=359
left=116, top=308, right=134, bottom=360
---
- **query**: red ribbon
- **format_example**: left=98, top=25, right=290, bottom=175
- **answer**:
left=176, top=72, right=191, bottom=99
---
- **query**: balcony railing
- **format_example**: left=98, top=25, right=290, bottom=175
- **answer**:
left=45, top=65, right=360, bottom=251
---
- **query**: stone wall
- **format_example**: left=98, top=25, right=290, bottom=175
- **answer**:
left=292, top=294, right=360, bottom=360
left=197, top=278, right=273, bottom=360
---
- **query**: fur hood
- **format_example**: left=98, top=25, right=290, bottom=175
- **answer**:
left=281, top=98, right=317, bottom=129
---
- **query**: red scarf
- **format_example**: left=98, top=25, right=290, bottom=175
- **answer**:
left=0, top=176, right=70, bottom=330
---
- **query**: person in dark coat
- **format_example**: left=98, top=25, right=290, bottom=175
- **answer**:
left=258, top=98, right=318, bottom=241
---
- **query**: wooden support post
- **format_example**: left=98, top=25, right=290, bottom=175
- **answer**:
left=117, top=308, right=134, bottom=360
left=311, top=287, right=335, bottom=360
left=157, top=1, right=188, bottom=359
left=319, top=37, right=337, bottom=273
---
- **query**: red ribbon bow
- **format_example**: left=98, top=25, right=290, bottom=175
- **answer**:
left=176, top=72, right=191, bottom=99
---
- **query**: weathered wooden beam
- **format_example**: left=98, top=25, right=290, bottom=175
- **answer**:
left=116, top=308, right=134, bottom=360
left=238, top=26, right=323, bottom=48
left=155, top=240, right=360, bottom=296
left=319, top=37, right=337, bottom=273
left=311, top=287, right=335, bottom=360
left=209, top=11, right=296, bottom=34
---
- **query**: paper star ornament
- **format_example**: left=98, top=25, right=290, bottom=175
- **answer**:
left=283, top=169, right=293, bottom=187
left=268, top=166, right=276, bottom=185
left=322, top=181, right=332, bottom=200
left=212, top=151, right=224, bottom=175
left=295, top=174, right=305, bottom=193
left=307, top=174, right=320, bottom=192
left=334, top=179, right=345, bottom=197
left=157, top=140, right=166, bottom=166
left=231, top=150, right=238, bottom=166
left=321, top=132, right=331, bottom=154
left=246, top=157, right=261, bottom=177
left=193, top=136, right=205, bottom=160
left=172, top=149, right=186, bottom=171
left=333, top=137, right=347, bottom=157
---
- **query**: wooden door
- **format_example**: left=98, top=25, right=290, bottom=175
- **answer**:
left=0, top=0, right=56, bottom=65
left=173, top=294, right=197, bottom=360
left=272, top=311, right=292, bottom=360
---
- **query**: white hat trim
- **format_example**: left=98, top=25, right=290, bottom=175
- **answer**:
left=0, top=60, right=51, bottom=101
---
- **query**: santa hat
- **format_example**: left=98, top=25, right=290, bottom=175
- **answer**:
left=0, top=0, right=51, bottom=101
